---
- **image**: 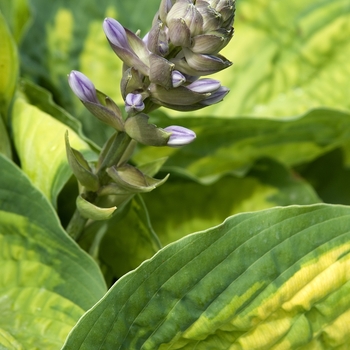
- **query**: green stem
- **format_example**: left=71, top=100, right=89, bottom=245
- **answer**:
left=97, top=132, right=132, bottom=184
left=66, top=132, right=133, bottom=241
left=66, top=208, right=88, bottom=241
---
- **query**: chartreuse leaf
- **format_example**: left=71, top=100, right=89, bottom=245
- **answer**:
left=143, top=158, right=320, bottom=246
left=20, top=79, right=99, bottom=152
left=0, top=9, right=18, bottom=117
left=11, top=87, right=96, bottom=207
left=166, top=0, right=350, bottom=119
left=62, top=204, right=350, bottom=349
left=0, top=0, right=31, bottom=43
left=133, top=108, right=350, bottom=183
left=0, top=154, right=106, bottom=349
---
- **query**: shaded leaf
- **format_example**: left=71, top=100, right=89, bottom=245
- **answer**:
left=143, top=158, right=320, bottom=245
left=0, top=116, right=11, bottom=159
left=80, top=195, right=161, bottom=284
left=300, top=148, right=350, bottom=206
left=0, top=154, right=106, bottom=349
left=62, top=204, right=350, bottom=349
left=133, top=109, right=350, bottom=184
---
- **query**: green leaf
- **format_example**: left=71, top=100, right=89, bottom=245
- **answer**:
left=0, top=116, right=11, bottom=159
left=166, top=0, right=350, bottom=119
left=20, top=79, right=99, bottom=152
left=11, top=88, right=96, bottom=206
left=300, top=148, right=350, bottom=206
left=143, top=158, right=320, bottom=245
left=134, top=109, right=350, bottom=184
left=62, top=204, right=350, bottom=349
left=0, top=0, right=31, bottom=43
left=0, top=154, right=107, bottom=349
left=80, top=195, right=161, bottom=284
left=0, top=10, right=18, bottom=117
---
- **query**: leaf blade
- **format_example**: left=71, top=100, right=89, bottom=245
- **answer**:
left=62, top=204, right=350, bottom=349
left=0, top=154, right=107, bottom=349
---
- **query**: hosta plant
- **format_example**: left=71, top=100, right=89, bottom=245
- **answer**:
left=1, top=0, right=350, bottom=349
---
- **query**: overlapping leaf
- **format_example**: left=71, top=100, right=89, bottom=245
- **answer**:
left=80, top=195, right=162, bottom=285
left=143, top=158, right=320, bottom=245
left=0, top=155, right=107, bottom=349
left=133, top=108, right=350, bottom=184
left=62, top=204, right=350, bottom=349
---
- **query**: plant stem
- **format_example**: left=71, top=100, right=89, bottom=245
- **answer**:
left=66, top=208, right=88, bottom=241
left=97, top=132, right=132, bottom=184
left=66, top=132, right=133, bottom=241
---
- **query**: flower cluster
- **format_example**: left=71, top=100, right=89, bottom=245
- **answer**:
left=104, top=0, right=235, bottom=112
left=66, top=0, right=235, bottom=226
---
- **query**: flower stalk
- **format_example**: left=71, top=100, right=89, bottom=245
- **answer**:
left=66, top=0, right=235, bottom=240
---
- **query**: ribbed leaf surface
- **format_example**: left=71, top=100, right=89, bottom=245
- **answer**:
left=63, top=204, right=350, bottom=349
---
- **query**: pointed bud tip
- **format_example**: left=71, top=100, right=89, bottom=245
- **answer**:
left=68, top=70, right=99, bottom=104
left=103, top=17, right=129, bottom=48
left=163, top=125, right=196, bottom=147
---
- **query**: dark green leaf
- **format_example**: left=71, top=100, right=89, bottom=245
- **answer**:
left=80, top=195, right=161, bottom=284
left=62, top=204, right=350, bottom=349
left=143, top=158, right=320, bottom=245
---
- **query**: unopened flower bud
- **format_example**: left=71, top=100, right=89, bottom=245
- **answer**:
left=163, top=125, right=196, bottom=146
left=167, top=2, right=204, bottom=47
left=68, top=71, right=99, bottom=104
left=186, top=78, right=221, bottom=93
left=159, top=0, right=173, bottom=22
left=200, top=86, right=229, bottom=105
left=172, top=70, right=186, bottom=87
left=103, top=18, right=150, bottom=76
left=173, top=48, right=232, bottom=76
left=125, top=93, right=145, bottom=114
left=68, top=70, right=124, bottom=131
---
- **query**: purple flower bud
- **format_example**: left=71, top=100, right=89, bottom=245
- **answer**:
left=103, top=18, right=130, bottom=51
left=68, top=71, right=99, bottom=104
left=103, top=18, right=150, bottom=76
left=125, top=93, right=145, bottom=114
left=163, top=125, right=196, bottom=147
left=201, top=86, right=230, bottom=105
left=171, top=70, right=186, bottom=88
left=186, top=78, right=221, bottom=93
